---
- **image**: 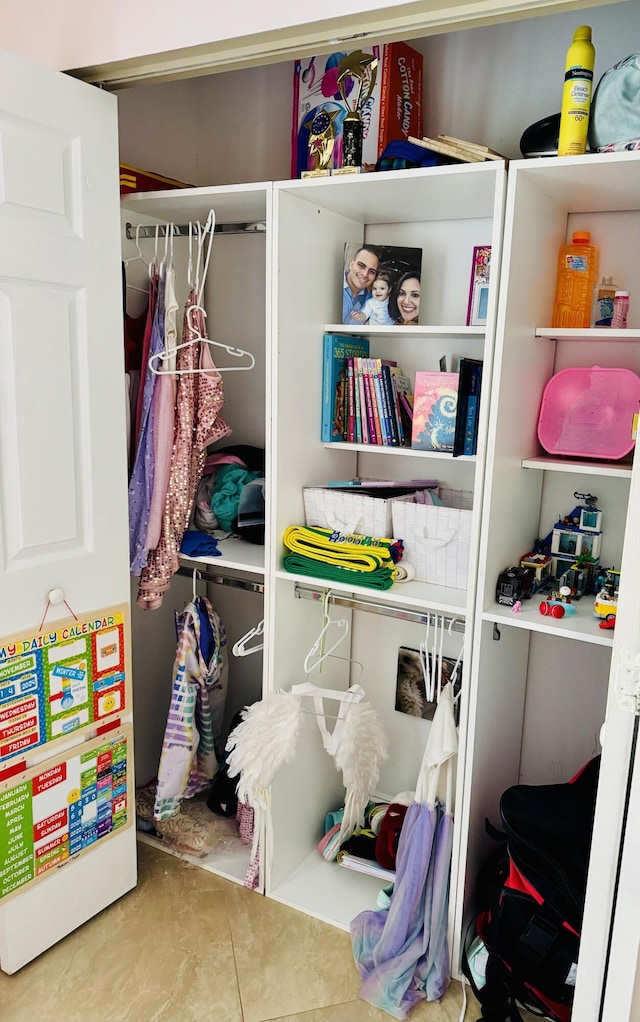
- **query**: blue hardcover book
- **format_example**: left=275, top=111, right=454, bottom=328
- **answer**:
left=321, top=334, right=370, bottom=442
left=463, top=363, right=483, bottom=455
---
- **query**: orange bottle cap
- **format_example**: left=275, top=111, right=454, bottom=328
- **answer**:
left=572, top=231, right=591, bottom=243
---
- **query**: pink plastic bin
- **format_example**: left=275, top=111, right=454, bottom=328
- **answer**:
left=537, top=366, right=640, bottom=460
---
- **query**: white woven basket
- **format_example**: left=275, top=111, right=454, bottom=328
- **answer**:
left=392, top=495, right=473, bottom=589
left=303, top=487, right=413, bottom=538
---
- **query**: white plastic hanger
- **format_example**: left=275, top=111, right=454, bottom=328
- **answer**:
left=420, top=612, right=434, bottom=703
left=303, top=615, right=349, bottom=674
left=232, top=619, right=264, bottom=657
left=124, top=223, right=150, bottom=295
left=148, top=208, right=255, bottom=377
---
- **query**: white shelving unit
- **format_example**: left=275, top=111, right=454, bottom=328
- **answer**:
left=463, top=150, right=640, bottom=1022
left=267, top=161, right=507, bottom=956
left=119, top=152, right=640, bottom=1022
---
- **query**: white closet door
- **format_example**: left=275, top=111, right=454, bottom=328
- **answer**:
left=0, top=49, right=134, bottom=972
left=0, top=48, right=128, bottom=631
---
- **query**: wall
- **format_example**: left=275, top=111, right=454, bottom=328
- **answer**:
left=115, top=0, right=639, bottom=186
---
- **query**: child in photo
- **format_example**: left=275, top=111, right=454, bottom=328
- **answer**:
left=351, top=269, right=394, bottom=326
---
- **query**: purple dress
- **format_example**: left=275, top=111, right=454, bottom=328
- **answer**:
left=128, top=268, right=165, bottom=575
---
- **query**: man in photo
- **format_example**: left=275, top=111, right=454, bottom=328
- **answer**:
left=342, top=244, right=380, bottom=324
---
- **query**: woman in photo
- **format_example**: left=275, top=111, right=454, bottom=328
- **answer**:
left=390, top=270, right=421, bottom=325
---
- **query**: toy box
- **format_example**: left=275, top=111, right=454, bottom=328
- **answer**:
left=537, top=366, right=640, bottom=460
left=292, top=43, right=423, bottom=177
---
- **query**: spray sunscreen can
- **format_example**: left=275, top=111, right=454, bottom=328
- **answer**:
left=558, top=26, right=595, bottom=157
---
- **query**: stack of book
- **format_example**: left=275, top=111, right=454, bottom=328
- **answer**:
left=321, top=333, right=413, bottom=446
left=408, top=134, right=507, bottom=164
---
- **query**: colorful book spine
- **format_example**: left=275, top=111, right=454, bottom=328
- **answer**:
left=356, top=357, right=367, bottom=443
left=382, top=364, right=400, bottom=446
left=463, top=363, right=483, bottom=455
left=377, top=363, right=394, bottom=445
left=362, top=359, right=377, bottom=443
left=390, top=371, right=405, bottom=446
left=372, top=361, right=389, bottom=444
left=347, top=357, right=356, bottom=443
left=368, top=360, right=384, bottom=445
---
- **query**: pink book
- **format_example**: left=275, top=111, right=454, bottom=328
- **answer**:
left=411, top=371, right=459, bottom=452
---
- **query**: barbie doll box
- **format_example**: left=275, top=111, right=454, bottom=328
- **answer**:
left=292, top=43, right=423, bottom=177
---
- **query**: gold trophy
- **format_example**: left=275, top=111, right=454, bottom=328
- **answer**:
left=302, top=107, right=339, bottom=178
left=335, top=50, right=378, bottom=173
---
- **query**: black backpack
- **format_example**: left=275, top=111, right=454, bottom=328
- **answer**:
left=463, top=756, right=600, bottom=1022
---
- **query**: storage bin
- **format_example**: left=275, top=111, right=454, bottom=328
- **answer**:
left=537, top=365, right=640, bottom=460
left=303, top=487, right=415, bottom=538
left=392, top=492, right=473, bottom=589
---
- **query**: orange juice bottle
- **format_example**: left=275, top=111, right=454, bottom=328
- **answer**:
left=552, top=231, right=599, bottom=328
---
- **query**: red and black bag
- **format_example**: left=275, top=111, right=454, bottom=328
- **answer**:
left=463, top=756, right=600, bottom=1022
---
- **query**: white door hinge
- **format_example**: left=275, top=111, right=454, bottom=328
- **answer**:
left=616, top=653, right=640, bottom=715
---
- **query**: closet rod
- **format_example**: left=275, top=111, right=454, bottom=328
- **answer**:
left=125, top=221, right=266, bottom=240
left=176, top=566, right=264, bottom=594
left=294, top=584, right=465, bottom=633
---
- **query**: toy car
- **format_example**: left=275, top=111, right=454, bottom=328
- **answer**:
left=496, top=565, right=536, bottom=606
left=539, top=585, right=576, bottom=618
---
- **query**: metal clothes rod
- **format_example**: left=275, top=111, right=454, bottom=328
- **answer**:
left=294, top=583, right=465, bottom=633
left=125, top=221, right=266, bottom=240
left=176, top=566, right=264, bottom=594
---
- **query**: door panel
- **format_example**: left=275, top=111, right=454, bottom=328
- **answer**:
left=0, top=50, right=129, bottom=629
left=0, top=49, right=135, bottom=972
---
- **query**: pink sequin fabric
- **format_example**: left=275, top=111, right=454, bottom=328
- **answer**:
left=138, top=289, right=231, bottom=609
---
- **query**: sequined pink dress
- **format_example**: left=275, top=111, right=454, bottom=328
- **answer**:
left=138, top=289, right=231, bottom=609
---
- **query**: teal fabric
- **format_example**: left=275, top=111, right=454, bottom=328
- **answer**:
left=211, top=465, right=261, bottom=531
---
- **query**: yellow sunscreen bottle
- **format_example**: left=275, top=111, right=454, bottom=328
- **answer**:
left=558, top=26, right=595, bottom=157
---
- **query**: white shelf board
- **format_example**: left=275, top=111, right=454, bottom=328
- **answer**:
left=121, top=182, right=270, bottom=224
left=324, top=324, right=485, bottom=339
left=482, top=596, right=614, bottom=647
left=276, top=162, right=501, bottom=224
left=324, top=442, right=476, bottom=462
left=535, top=327, right=640, bottom=342
left=136, top=831, right=252, bottom=886
left=180, top=538, right=265, bottom=575
left=268, top=851, right=388, bottom=932
left=522, top=456, right=632, bottom=478
left=276, top=569, right=468, bottom=616
left=513, top=151, right=640, bottom=213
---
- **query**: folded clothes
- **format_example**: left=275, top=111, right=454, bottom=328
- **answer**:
left=283, top=525, right=401, bottom=573
left=180, top=530, right=221, bottom=557
left=282, top=553, right=395, bottom=590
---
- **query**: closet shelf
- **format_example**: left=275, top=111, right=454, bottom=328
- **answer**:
left=482, top=597, right=614, bottom=647
left=535, top=327, right=640, bottom=342
left=324, top=324, right=485, bottom=339
left=521, top=456, right=632, bottom=478
left=276, top=569, right=468, bottom=616
left=180, top=537, right=265, bottom=575
left=324, top=442, right=476, bottom=461
left=268, top=850, right=394, bottom=933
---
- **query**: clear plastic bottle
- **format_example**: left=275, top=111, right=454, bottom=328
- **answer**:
left=611, top=291, right=630, bottom=329
left=552, top=230, right=600, bottom=329
left=591, top=276, right=618, bottom=327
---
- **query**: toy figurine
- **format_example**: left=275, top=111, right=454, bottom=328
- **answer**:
left=511, top=600, right=523, bottom=614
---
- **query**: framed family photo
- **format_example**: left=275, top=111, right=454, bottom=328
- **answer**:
left=342, top=242, right=423, bottom=327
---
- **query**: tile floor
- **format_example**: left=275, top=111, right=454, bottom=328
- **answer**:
left=0, top=839, right=486, bottom=1022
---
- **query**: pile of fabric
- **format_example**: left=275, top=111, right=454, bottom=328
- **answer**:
left=282, top=525, right=404, bottom=590
left=179, top=445, right=266, bottom=559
